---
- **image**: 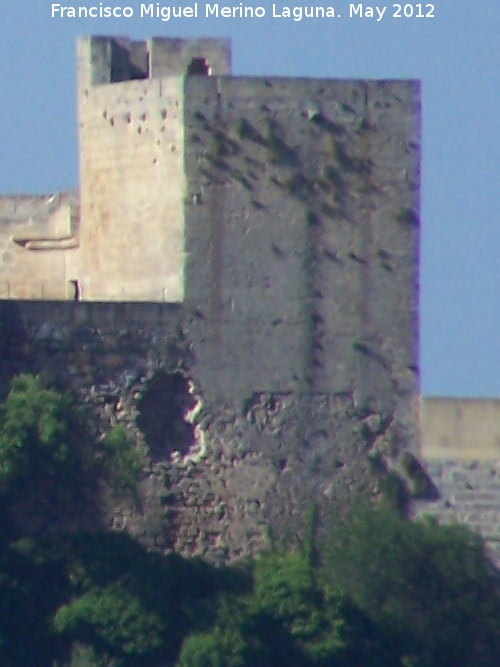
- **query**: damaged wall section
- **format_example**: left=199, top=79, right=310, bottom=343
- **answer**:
left=180, top=75, right=420, bottom=554
left=0, top=72, right=421, bottom=563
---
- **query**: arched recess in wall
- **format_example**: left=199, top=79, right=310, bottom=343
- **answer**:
left=136, top=371, right=196, bottom=462
left=187, top=58, right=210, bottom=75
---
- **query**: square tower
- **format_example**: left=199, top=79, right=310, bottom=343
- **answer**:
left=77, top=36, right=230, bottom=301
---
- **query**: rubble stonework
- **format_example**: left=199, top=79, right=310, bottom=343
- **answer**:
left=0, top=284, right=414, bottom=562
left=2, top=37, right=496, bottom=564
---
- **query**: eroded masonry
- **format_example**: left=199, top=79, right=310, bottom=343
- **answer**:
left=1, top=36, right=496, bottom=564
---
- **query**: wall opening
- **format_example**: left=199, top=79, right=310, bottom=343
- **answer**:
left=136, top=371, right=196, bottom=461
left=110, top=39, right=149, bottom=82
left=68, top=280, right=80, bottom=302
left=187, top=58, right=211, bottom=76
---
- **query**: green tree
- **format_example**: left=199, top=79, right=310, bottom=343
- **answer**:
left=52, top=531, right=237, bottom=666
left=54, top=582, right=166, bottom=657
left=0, top=373, right=80, bottom=495
left=323, top=506, right=500, bottom=667
left=251, top=550, right=347, bottom=663
left=100, top=425, right=145, bottom=494
left=177, top=605, right=260, bottom=667
left=0, top=536, right=70, bottom=667
left=177, top=548, right=370, bottom=667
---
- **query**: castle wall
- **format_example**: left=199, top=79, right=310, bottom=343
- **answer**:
left=0, top=36, right=431, bottom=562
left=0, top=296, right=418, bottom=562
left=184, top=76, right=420, bottom=411
left=2, top=302, right=499, bottom=565
left=416, top=398, right=500, bottom=565
left=76, top=36, right=232, bottom=302
left=420, top=398, right=500, bottom=459
left=0, top=192, right=79, bottom=299
left=78, top=75, right=186, bottom=301
left=0, top=302, right=498, bottom=567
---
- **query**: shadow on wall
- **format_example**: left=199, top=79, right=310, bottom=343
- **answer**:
left=136, top=371, right=196, bottom=462
left=0, top=301, right=32, bottom=400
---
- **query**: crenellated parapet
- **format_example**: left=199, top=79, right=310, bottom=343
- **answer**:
left=0, top=36, right=230, bottom=302
left=0, top=37, right=426, bottom=562
left=77, top=36, right=230, bottom=301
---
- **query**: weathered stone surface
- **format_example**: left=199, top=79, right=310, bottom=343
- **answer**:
left=414, top=459, right=500, bottom=566
left=0, top=37, right=422, bottom=563
left=0, top=36, right=498, bottom=572
left=416, top=399, right=500, bottom=566
left=0, top=297, right=417, bottom=561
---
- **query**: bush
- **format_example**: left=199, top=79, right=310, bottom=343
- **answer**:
left=0, top=535, right=70, bottom=667
left=252, top=550, right=347, bottom=662
left=100, top=425, right=145, bottom=492
left=177, top=549, right=366, bottom=667
left=53, top=582, right=166, bottom=656
left=177, top=614, right=254, bottom=667
left=53, top=531, right=239, bottom=666
left=0, top=374, right=79, bottom=495
left=323, top=506, right=500, bottom=667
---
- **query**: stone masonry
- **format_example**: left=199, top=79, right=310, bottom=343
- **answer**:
left=1, top=36, right=497, bottom=564
left=417, top=399, right=500, bottom=565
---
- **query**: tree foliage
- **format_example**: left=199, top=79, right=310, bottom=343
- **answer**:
left=54, top=582, right=166, bottom=656
left=177, top=610, right=259, bottom=667
left=100, top=425, right=145, bottom=493
left=178, top=548, right=380, bottom=667
left=0, top=374, right=144, bottom=512
left=0, top=374, right=78, bottom=493
left=251, top=550, right=348, bottom=662
left=0, top=375, right=499, bottom=667
left=323, top=505, right=500, bottom=667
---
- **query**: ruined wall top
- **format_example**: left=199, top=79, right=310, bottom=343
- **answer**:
left=79, top=36, right=231, bottom=87
left=420, top=398, right=500, bottom=460
left=0, top=36, right=419, bottom=305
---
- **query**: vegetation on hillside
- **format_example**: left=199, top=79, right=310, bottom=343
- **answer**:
left=0, top=374, right=498, bottom=667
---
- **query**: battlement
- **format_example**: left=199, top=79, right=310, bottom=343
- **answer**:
left=2, top=37, right=499, bottom=566
left=0, top=36, right=420, bottom=311
left=79, top=36, right=231, bottom=87
left=0, top=36, right=425, bottom=560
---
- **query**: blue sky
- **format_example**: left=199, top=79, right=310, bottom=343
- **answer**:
left=0, top=1, right=498, bottom=397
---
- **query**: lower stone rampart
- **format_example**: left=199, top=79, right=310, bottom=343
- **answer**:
left=2, top=304, right=498, bottom=565
left=416, top=398, right=500, bottom=566
left=0, top=300, right=414, bottom=563
left=414, top=459, right=500, bottom=565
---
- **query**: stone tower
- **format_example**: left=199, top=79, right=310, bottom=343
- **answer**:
left=77, top=36, right=230, bottom=301
left=0, top=37, right=421, bottom=560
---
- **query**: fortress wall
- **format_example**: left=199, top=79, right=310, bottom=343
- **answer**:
left=420, top=398, right=500, bottom=459
left=0, top=192, right=79, bottom=299
left=0, top=300, right=498, bottom=565
left=76, top=36, right=231, bottom=302
left=0, top=299, right=182, bottom=330
left=3, top=298, right=500, bottom=565
left=184, top=76, right=420, bottom=415
left=78, top=72, right=186, bottom=302
left=0, top=295, right=417, bottom=561
left=0, top=37, right=424, bottom=561
left=415, top=398, right=500, bottom=565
